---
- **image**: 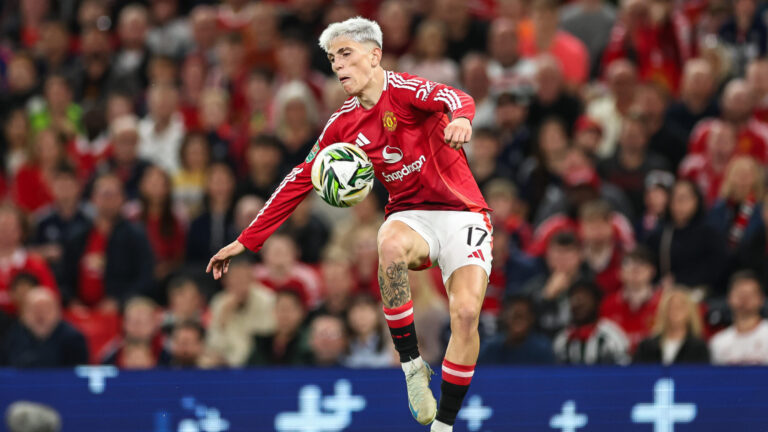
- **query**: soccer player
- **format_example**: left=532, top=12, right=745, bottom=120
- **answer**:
left=207, top=17, right=491, bottom=431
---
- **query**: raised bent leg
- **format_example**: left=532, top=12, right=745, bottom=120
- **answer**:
left=433, top=264, right=487, bottom=432
left=377, top=220, right=436, bottom=425
left=377, top=220, right=429, bottom=308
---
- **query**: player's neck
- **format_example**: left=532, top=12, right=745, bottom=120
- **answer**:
left=356, top=67, right=386, bottom=110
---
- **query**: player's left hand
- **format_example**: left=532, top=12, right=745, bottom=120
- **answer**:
left=444, top=117, right=472, bottom=150
left=206, top=240, right=246, bottom=280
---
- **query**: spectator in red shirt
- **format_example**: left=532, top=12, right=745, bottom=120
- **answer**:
left=531, top=165, right=636, bottom=256
left=519, top=0, right=589, bottom=86
left=12, top=128, right=65, bottom=213
left=601, top=0, right=694, bottom=94
left=242, top=3, right=281, bottom=72
left=0, top=204, right=58, bottom=314
left=253, top=233, right=322, bottom=310
left=580, top=200, right=624, bottom=295
left=633, top=287, right=709, bottom=365
left=600, top=246, right=662, bottom=351
left=688, top=79, right=768, bottom=165
left=680, top=119, right=737, bottom=206
left=135, top=165, right=186, bottom=283
left=61, top=173, right=154, bottom=311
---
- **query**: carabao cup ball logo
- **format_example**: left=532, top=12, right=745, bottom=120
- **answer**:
left=311, top=143, right=374, bottom=208
left=383, top=111, right=397, bottom=132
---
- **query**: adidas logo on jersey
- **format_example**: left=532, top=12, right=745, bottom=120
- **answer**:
left=382, top=155, right=426, bottom=182
left=355, top=132, right=371, bottom=147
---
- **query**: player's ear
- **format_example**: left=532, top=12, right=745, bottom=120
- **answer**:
left=370, top=46, right=382, bottom=68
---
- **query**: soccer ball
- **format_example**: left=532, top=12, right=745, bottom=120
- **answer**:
left=311, top=142, right=375, bottom=207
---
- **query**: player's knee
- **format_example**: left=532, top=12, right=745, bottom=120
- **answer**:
left=450, top=303, right=481, bottom=336
left=377, top=231, right=411, bottom=265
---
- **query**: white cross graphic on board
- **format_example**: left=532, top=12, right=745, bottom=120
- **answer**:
left=457, top=395, right=493, bottom=431
left=631, top=378, right=697, bottom=432
left=550, top=400, right=588, bottom=432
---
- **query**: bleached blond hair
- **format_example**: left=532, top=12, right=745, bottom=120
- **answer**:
left=318, top=17, right=383, bottom=53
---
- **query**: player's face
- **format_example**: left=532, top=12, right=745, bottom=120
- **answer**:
left=326, top=37, right=378, bottom=96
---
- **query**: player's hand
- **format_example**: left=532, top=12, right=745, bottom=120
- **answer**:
left=444, top=117, right=472, bottom=150
left=206, top=240, right=246, bottom=280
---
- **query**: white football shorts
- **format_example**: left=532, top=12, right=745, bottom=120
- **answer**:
left=381, top=210, right=493, bottom=284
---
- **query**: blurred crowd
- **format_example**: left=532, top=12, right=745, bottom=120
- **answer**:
left=0, top=0, right=768, bottom=370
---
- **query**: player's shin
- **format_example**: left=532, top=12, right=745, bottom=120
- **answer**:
left=379, top=261, right=421, bottom=364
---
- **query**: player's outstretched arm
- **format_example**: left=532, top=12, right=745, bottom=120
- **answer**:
left=205, top=155, right=316, bottom=279
left=206, top=240, right=246, bottom=280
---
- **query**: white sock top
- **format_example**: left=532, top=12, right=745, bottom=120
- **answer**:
left=400, top=356, right=424, bottom=374
left=431, top=420, right=453, bottom=432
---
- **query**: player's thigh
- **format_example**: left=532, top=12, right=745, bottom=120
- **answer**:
left=437, top=211, right=493, bottom=288
left=444, top=264, right=488, bottom=317
left=377, top=218, right=432, bottom=269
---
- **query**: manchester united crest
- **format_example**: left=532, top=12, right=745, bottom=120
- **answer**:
left=383, top=111, right=397, bottom=132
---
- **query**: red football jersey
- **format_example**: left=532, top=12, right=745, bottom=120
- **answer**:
left=238, top=71, right=489, bottom=252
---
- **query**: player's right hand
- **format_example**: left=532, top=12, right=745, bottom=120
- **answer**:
left=444, top=117, right=472, bottom=150
left=206, top=240, right=246, bottom=280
